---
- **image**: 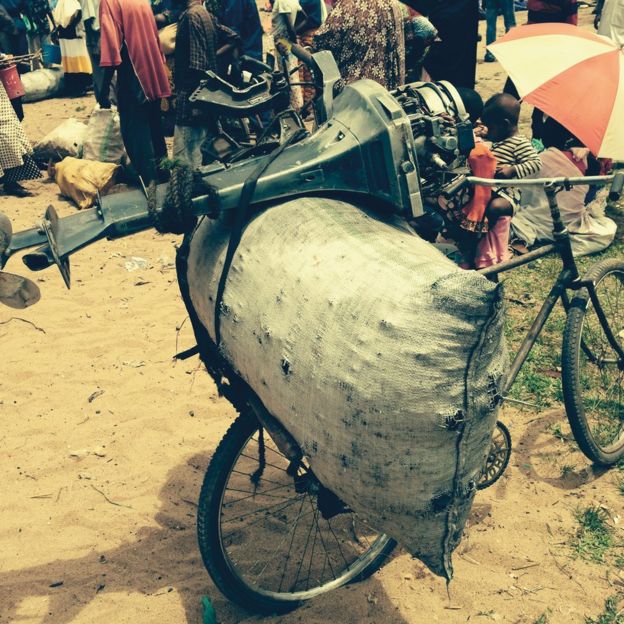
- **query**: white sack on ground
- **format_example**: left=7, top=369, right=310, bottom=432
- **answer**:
left=512, top=148, right=617, bottom=256
left=82, top=104, right=127, bottom=164
left=21, top=68, right=64, bottom=103
left=33, top=118, right=87, bottom=163
left=186, top=197, right=509, bottom=577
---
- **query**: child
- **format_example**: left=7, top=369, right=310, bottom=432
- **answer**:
left=474, top=93, right=541, bottom=267
left=482, top=93, right=541, bottom=216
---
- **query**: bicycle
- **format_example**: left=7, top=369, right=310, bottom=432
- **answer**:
left=193, top=173, right=624, bottom=613
left=456, top=173, right=624, bottom=467
left=2, top=42, right=622, bottom=612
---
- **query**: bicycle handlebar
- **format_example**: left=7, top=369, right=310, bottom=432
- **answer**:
left=441, top=171, right=624, bottom=203
left=465, top=174, right=615, bottom=187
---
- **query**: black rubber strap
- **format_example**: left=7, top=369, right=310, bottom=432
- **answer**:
left=174, top=345, right=200, bottom=360
left=214, top=127, right=307, bottom=346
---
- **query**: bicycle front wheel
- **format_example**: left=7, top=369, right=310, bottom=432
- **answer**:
left=562, top=259, right=624, bottom=465
left=197, top=412, right=396, bottom=614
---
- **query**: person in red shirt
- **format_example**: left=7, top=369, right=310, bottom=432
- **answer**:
left=98, top=0, right=171, bottom=184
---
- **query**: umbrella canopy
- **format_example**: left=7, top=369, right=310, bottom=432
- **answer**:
left=488, top=23, right=624, bottom=159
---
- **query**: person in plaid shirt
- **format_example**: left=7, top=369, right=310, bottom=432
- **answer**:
left=172, top=0, right=238, bottom=168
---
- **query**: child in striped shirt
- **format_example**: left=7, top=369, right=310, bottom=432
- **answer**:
left=480, top=93, right=542, bottom=221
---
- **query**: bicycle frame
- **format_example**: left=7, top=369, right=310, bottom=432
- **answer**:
left=469, top=174, right=624, bottom=396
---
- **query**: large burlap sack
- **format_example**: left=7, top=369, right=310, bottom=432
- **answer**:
left=185, top=197, right=508, bottom=578
left=82, top=104, right=127, bottom=164
left=53, top=156, right=120, bottom=210
left=33, top=118, right=87, bottom=163
left=21, top=67, right=64, bottom=103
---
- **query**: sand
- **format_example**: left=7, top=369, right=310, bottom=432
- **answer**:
left=2, top=7, right=623, bottom=624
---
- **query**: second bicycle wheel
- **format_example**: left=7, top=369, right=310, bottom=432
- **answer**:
left=197, top=412, right=396, bottom=614
left=562, top=258, right=624, bottom=465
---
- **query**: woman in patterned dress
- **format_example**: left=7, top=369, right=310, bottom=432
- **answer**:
left=312, top=0, right=405, bottom=90
left=0, top=80, right=40, bottom=197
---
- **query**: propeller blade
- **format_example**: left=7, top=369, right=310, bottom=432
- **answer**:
left=0, top=272, right=41, bottom=309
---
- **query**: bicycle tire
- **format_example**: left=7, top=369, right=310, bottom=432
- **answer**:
left=562, top=258, right=624, bottom=465
left=477, top=421, right=512, bottom=490
left=197, top=412, right=396, bottom=614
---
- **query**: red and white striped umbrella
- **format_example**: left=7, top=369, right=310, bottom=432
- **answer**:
left=488, top=23, right=624, bottom=159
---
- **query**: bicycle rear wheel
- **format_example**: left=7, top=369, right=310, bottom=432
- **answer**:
left=477, top=421, right=512, bottom=490
left=197, top=412, right=396, bottom=614
left=562, top=259, right=624, bottom=465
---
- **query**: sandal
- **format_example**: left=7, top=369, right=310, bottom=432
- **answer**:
left=509, top=238, right=529, bottom=256
left=4, top=182, right=33, bottom=198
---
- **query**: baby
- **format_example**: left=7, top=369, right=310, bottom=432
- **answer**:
left=480, top=93, right=542, bottom=221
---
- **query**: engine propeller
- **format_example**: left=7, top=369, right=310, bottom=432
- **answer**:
left=0, top=211, right=41, bottom=309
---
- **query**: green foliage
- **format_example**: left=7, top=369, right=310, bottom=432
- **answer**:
left=573, top=506, right=613, bottom=563
left=560, top=463, right=575, bottom=478
left=585, top=595, right=624, bottom=624
left=534, top=611, right=550, bottom=624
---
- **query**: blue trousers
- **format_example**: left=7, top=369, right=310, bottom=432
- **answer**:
left=485, top=0, right=516, bottom=46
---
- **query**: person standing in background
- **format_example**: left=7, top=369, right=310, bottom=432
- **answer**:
left=526, top=0, right=578, bottom=24
left=272, top=0, right=303, bottom=109
left=79, top=0, right=108, bottom=102
left=24, top=0, right=55, bottom=67
left=53, top=0, right=93, bottom=95
left=221, top=0, right=263, bottom=62
left=0, top=1, right=28, bottom=68
left=98, top=0, right=171, bottom=184
left=172, top=0, right=218, bottom=168
left=595, top=0, right=624, bottom=45
left=484, top=0, right=515, bottom=62
left=296, top=0, right=325, bottom=108
left=313, top=0, right=406, bottom=90
left=421, top=0, right=480, bottom=89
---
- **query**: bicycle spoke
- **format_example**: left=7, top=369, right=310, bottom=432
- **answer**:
left=223, top=485, right=296, bottom=507
left=305, top=506, right=320, bottom=591
left=247, top=508, right=315, bottom=583
left=278, top=496, right=307, bottom=592
left=240, top=452, right=290, bottom=473
left=247, top=435, right=289, bottom=461
left=222, top=494, right=305, bottom=529
left=291, top=501, right=318, bottom=591
left=230, top=469, right=288, bottom=488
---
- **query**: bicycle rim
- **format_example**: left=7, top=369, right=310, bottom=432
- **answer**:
left=217, top=426, right=394, bottom=602
left=574, top=268, right=624, bottom=455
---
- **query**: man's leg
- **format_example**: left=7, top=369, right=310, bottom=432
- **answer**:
left=118, top=96, right=158, bottom=184
left=485, top=1, right=498, bottom=45
left=503, top=0, right=516, bottom=30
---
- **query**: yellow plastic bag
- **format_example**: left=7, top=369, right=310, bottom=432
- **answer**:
left=53, top=157, right=119, bottom=210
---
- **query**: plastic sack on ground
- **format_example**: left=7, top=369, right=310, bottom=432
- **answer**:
left=184, top=197, right=509, bottom=578
left=53, top=156, right=119, bottom=210
left=21, top=68, right=64, bottom=103
left=33, top=118, right=87, bottom=163
left=82, top=104, right=127, bottom=164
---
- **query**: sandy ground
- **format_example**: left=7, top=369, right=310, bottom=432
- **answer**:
left=2, top=6, right=624, bottom=624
